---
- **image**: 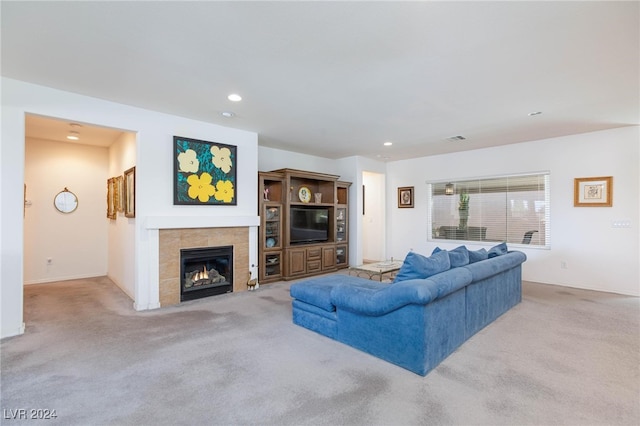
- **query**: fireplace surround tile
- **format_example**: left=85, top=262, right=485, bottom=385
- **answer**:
left=159, top=231, right=180, bottom=280
left=181, top=228, right=208, bottom=248
left=159, top=278, right=179, bottom=307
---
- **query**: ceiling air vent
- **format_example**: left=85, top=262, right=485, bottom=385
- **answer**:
left=447, top=135, right=467, bottom=141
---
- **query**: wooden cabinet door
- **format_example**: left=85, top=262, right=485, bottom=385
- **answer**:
left=288, top=249, right=306, bottom=276
left=322, top=246, right=336, bottom=269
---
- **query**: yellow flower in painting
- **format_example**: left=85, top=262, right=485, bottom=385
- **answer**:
left=178, top=149, right=199, bottom=173
left=214, top=180, right=235, bottom=203
left=187, top=173, right=216, bottom=202
left=210, top=145, right=232, bottom=174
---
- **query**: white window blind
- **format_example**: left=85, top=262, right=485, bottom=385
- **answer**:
left=428, top=173, right=550, bottom=247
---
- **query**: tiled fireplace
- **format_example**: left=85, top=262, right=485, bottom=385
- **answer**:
left=159, top=227, right=250, bottom=306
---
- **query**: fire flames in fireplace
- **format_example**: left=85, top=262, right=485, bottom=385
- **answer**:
left=184, top=265, right=226, bottom=288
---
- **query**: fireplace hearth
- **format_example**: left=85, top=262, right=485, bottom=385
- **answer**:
left=180, top=246, right=233, bottom=301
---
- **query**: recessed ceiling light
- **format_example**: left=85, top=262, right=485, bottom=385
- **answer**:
left=67, top=123, right=81, bottom=140
left=528, top=111, right=542, bottom=116
left=228, top=94, right=242, bottom=102
left=220, top=111, right=235, bottom=118
left=383, top=141, right=393, bottom=146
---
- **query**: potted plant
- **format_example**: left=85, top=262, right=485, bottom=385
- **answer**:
left=458, top=191, right=469, bottom=230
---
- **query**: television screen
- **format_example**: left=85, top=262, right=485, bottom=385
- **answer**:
left=290, top=207, right=329, bottom=243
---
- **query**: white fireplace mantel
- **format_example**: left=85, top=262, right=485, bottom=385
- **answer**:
left=145, top=215, right=260, bottom=230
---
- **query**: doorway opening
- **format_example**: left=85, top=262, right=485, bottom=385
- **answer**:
left=362, top=171, right=385, bottom=263
left=23, top=114, right=136, bottom=305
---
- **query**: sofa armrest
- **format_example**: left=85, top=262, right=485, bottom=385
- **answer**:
left=331, top=268, right=472, bottom=316
left=462, top=250, right=527, bottom=282
left=330, top=280, right=434, bottom=316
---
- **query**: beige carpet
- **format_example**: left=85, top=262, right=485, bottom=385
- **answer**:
left=1, top=276, right=638, bottom=425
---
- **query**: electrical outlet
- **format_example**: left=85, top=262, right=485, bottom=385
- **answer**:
left=560, top=261, right=568, bottom=269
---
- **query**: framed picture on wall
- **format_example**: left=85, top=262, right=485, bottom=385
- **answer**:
left=116, top=175, right=124, bottom=212
left=574, top=176, right=612, bottom=207
left=107, top=177, right=117, bottom=219
left=398, top=186, right=414, bottom=208
left=124, top=166, right=136, bottom=218
left=173, top=136, right=237, bottom=205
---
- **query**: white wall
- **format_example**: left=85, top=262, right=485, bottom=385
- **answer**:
left=386, top=126, right=640, bottom=296
left=24, top=138, right=109, bottom=284
left=107, top=131, right=137, bottom=299
left=2, top=78, right=259, bottom=338
left=258, top=146, right=343, bottom=176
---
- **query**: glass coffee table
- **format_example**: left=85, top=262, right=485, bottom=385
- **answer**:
left=349, top=260, right=404, bottom=282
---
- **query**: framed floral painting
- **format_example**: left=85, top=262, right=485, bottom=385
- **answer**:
left=174, top=136, right=237, bottom=205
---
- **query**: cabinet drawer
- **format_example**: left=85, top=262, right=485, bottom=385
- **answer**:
left=307, top=248, right=321, bottom=259
left=307, top=260, right=321, bottom=271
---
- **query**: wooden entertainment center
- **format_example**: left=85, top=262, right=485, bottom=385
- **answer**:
left=258, top=169, right=351, bottom=283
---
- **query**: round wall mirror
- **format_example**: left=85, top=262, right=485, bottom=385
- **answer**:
left=54, top=188, right=78, bottom=213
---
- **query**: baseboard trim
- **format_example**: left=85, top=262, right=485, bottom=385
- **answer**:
left=24, top=273, right=106, bottom=285
left=134, top=301, right=161, bottom=311
left=1, top=322, right=26, bottom=340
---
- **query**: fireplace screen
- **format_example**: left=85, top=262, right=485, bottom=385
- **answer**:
left=180, top=246, right=233, bottom=301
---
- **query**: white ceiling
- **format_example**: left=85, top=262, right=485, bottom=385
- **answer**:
left=25, top=114, right=126, bottom=148
left=3, top=1, right=638, bottom=161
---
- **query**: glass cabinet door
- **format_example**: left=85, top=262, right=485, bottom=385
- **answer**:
left=336, top=207, right=347, bottom=243
left=264, top=252, right=282, bottom=278
left=264, top=205, right=281, bottom=249
left=336, top=245, right=348, bottom=267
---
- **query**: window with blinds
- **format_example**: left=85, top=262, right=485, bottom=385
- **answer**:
left=428, top=173, right=550, bottom=247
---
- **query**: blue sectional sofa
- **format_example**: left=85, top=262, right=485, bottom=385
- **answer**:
left=290, top=244, right=527, bottom=376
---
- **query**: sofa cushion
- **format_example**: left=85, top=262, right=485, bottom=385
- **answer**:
left=290, top=274, right=380, bottom=312
left=488, top=242, right=508, bottom=258
left=290, top=277, right=338, bottom=312
left=393, top=250, right=450, bottom=283
left=432, top=246, right=469, bottom=268
left=468, top=248, right=489, bottom=263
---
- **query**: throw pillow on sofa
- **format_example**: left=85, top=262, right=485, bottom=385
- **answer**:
left=488, top=242, right=508, bottom=258
left=468, top=248, right=489, bottom=263
left=432, top=245, right=469, bottom=268
left=393, top=250, right=450, bottom=283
